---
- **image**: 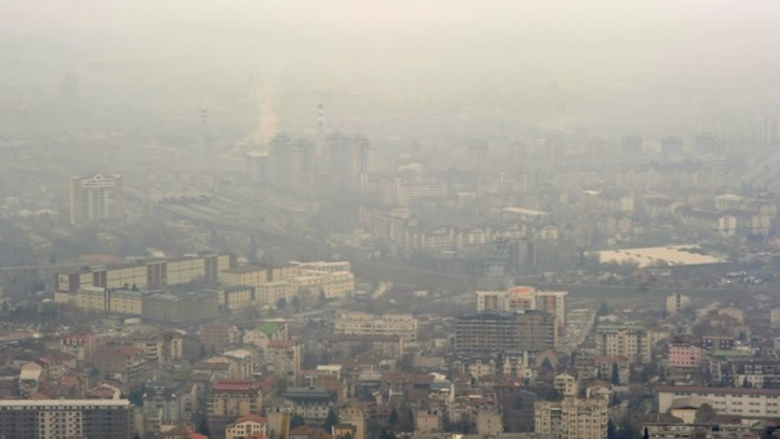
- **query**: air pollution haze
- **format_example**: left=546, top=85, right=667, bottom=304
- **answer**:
left=3, top=3, right=780, bottom=439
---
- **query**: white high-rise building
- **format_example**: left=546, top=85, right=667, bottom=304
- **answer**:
left=69, top=174, right=124, bottom=225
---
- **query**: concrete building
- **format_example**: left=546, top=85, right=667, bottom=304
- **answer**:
left=535, top=398, right=607, bottom=439
left=208, top=380, right=263, bottom=421
left=334, top=312, right=418, bottom=342
left=534, top=401, right=562, bottom=439
left=225, top=414, right=268, bottom=439
left=291, top=270, right=355, bottom=300
left=0, top=399, right=134, bottom=439
left=293, top=260, right=351, bottom=274
left=109, top=289, right=144, bottom=315
left=91, top=345, right=145, bottom=383
left=668, top=336, right=702, bottom=370
left=658, top=386, right=780, bottom=419
left=455, top=310, right=557, bottom=354
left=55, top=254, right=233, bottom=293
left=476, top=287, right=568, bottom=330
left=70, top=174, right=125, bottom=225
left=554, top=373, right=578, bottom=397
left=143, top=292, right=219, bottom=322
left=666, top=293, right=692, bottom=315
left=243, top=320, right=288, bottom=348
left=327, top=132, right=371, bottom=193
left=476, top=407, right=503, bottom=436
left=221, top=264, right=300, bottom=289
left=200, top=323, right=239, bottom=353
left=207, top=285, right=256, bottom=311
left=60, top=332, right=96, bottom=362
left=595, top=323, right=651, bottom=364
left=256, top=281, right=295, bottom=307
left=561, top=398, right=607, bottom=439
left=267, top=340, right=301, bottom=384
left=771, top=308, right=780, bottom=328
left=281, top=387, right=337, bottom=425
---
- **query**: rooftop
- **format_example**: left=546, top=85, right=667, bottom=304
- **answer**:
left=0, top=399, right=131, bottom=407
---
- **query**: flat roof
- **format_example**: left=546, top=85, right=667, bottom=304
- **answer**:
left=589, top=245, right=724, bottom=268
left=503, top=207, right=550, bottom=216
left=0, top=399, right=131, bottom=407
left=658, top=386, right=780, bottom=396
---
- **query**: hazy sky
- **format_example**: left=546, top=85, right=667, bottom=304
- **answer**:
left=2, top=1, right=780, bottom=135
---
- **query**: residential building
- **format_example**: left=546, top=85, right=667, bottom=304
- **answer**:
left=291, top=270, right=355, bottom=299
left=143, top=291, right=219, bottom=322
left=595, top=323, right=651, bottom=364
left=221, top=264, right=300, bottom=289
left=200, top=323, right=239, bottom=353
left=267, top=340, right=301, bottom=384
left=536, top=398, right=607, bottom=439
left=0, top=399, right=134, bottom=439
left=70, top=174, right=125, bottom=225
left=561, top=398, right=607, bottom=439
left=208, top=380, right=263, bottom=421
left=226, top=414, right=268, bottom=439
left=292, top=261, right=351, bottom=274
left=592, top=356, right=630, bottom=385
left=455, top=310, right=557, bottom=354
left=91, top=345, right=145, bottom=383
left=476, top=287, right=567, bottom=330
left=281, top=387, right=337, bottom=425
left=658, top=386, right=780, bottom=418
left=109, top=288, right=144, bottom=315
left=243, top=320, right=289, bottom=348
left=666, top=293, right=693, bottom=315
left=334, top=312, right=418, bottom=342
left=60, top=332, right=96, bottom=362
left=668, top=336, right=702, bottom=370
left=554, top=373, right=578, bottom=397
left=476, top=407, right=503, bottom=436
left=55, top=254, right=234, bottom=293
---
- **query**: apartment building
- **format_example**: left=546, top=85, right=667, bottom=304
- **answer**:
left=291, top=270, right=355, bottom=299
left=334, top=312, right=418, bottom=342
left=221, top=264, right=300, bottom=289
left=144, top=291, right=219, bottom=322
left=56, top=253, right=234, bottom=293
left=0, top=399, right=134, bottom=439
left=293, top=260, right=351, bottom=274
left=208, top=380, right=263, bottom=421
left=595, top=323, right=651, bottom=364
left=535, top=398, right=607, bottom=439
left=256, top=281, right=295, bottom=307
left=476, top=287, right=568, bottom=330
left=658, top=386, right=780, bottom=419
left=70, top=174, right=125, bottom=225
left=60, top=332, right=96, bottom=362
left=200, top=323, right=239, bottom=353
left=267, top=340, right=301, bottom=384
left=668, top=335, right=703, bottom=369
left=455, top=309, right=557, bottom=354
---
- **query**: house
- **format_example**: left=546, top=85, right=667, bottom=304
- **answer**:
left=225, top=414, right=268, bottom=439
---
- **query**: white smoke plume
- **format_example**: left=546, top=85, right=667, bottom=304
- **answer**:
left=255, top=62, right=284, bottom=145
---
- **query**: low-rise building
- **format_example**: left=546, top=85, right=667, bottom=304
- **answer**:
left=658, top=386, right=780, bottom=419
left=225, top=414, right=268, bottom=439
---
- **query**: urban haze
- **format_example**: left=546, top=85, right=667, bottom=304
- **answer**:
left=1, top=2, right=780, bottom=439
